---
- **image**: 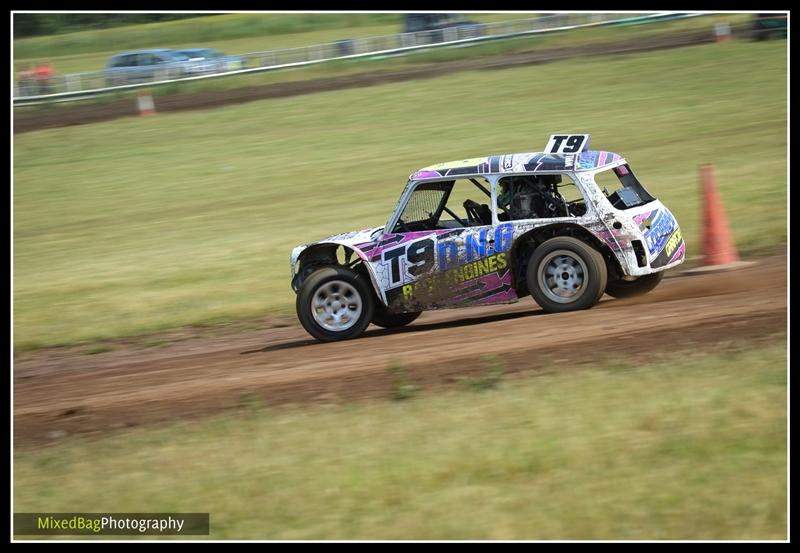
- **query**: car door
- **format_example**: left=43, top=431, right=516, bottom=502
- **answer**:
left=108, top=54, right=135, bottom=85
left=376, top=178, right=517, bottom=311
left=153, top=53, right=177, bottom=80
left=430, top=219, right=517, bottom=307
left=136, top=53, right=157, bottom=82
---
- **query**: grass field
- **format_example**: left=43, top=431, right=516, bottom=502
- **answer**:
left=13, top=40, right=787, bottom=349
left=13, top=341, right=787, bottom=539
left=13, top=13, right=525, bottom=74
left=14, top=14, right=401, bottom=64
left=123, top=15, right=754, bottom=101
left=13, top=14, right=750, bottom=103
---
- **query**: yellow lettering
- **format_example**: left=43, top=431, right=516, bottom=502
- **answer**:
left=403, top=284, right=414, bottom=299
left=488, top=255, right=498, bottom=272
left=497, top=253, right=508, bottom=269
left=665, top=229, right=683, bottom=256
left=464, top=264, right=474, bottom=280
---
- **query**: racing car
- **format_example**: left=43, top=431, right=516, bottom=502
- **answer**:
left=290, top=134, right=685, bottom=341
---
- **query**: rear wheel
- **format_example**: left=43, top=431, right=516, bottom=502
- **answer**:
left=372, top=302, right=421, bottom=329
left=605, top=271, right=664, bottom=299
left=296, top=266, right=374, bottom=342
left=526, top=236, right=607, bottom=312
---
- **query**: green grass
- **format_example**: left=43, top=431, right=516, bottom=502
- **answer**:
left=14, top=13, right=748, bottom=100
left=13, top=342, right=788, bottom=539
left=136, top=15, right=752, bottom=101
left=13, top=40, right=787, bottom=348
left=14, top=13, right=525, bottom=74
left=405, top=13, right=749, bottom=64
left=14, top=13, right=402, bottom=62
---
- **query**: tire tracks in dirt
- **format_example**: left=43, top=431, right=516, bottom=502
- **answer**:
left=14, top=255, right=787, bottom=446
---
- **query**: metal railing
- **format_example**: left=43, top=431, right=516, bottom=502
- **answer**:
left=13, top=13, right=705, bottom=106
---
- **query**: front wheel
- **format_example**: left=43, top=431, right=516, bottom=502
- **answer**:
left=296, top=266, right=374, bottom=342
left=526, top=236, right=608, bottom=313
left=605, top=271, right=664, bottom=299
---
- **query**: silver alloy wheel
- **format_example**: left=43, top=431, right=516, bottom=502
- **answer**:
left=537, top=250, right=589, bottom=304
left=311, top=280, right=363, bottom=332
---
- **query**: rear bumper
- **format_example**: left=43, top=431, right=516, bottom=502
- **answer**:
left=607, top=203, right=686, bottom=277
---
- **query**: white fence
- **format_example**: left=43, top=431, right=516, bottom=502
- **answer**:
left=14, top=13, right=705, bottom=106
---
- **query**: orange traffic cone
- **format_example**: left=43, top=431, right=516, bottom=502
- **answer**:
left=137, top=89, right=156, bottom=116
left=700, top=163, right=740, bottom=265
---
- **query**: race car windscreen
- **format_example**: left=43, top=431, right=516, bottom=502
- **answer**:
left=594, top=164, right=655, bottom=210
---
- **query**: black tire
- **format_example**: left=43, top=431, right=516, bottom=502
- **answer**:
left=605, top=271, right=664, bottom=299
left=526, top=236, right=608, bottom=313
left=296, top=266, right=374, bottom=342
left=371, top=302, right=421, bottom=329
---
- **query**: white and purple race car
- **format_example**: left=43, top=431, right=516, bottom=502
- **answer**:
left=290, top=134, right=685, bottom=341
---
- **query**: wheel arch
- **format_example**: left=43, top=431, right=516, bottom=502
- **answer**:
left=508, top=223, right=622, bottom=297
left=293, top=242, right=385, bottom=304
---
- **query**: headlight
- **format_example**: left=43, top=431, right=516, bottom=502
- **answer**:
left=290, top=245, right=307, bottom=278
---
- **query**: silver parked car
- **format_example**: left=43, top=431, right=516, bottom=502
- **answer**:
left=104, top=49, right=205, bottom=86
left=174, top=48, right=245, bottom=73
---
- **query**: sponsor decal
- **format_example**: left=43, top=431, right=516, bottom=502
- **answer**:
left=382, top=238, right=435, bottom=287
left=412, top=170, right=442, bottom=180
left=650, top=226, right=685, bottom=268
left=577, top=151, right=600, bottom=170
left=633, top=210, right=653, bottom=225
left=664, top=228, right=683, bottom=258
left=594, top=228, right=628, bottom=252
left=642, top=210, right=675, bottom=255
left=401, top=253, right=508, bottom=301
left=379, top=223, right=514, bottom=288
left=669, top=242, right=686, bottom=263
left=426, top=157, right=488, bottom=171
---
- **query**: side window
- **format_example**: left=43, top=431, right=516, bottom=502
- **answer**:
left=557, top=176, right=589, bottom=217
left=497, top=174, right=586, bottom=220
left=123, top=54, right=138, bottom=67
left=138, top=53, right=156, bottom=66
left=439, top=178, right=493, bottom=228
left=593, top=164, right=655, bottom=210
left=393, top=179, right=492, bottom=233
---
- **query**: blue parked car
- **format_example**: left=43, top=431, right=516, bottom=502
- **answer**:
left=174, top=48, right=245, bottom=73
left=104, top=49, right=206, bottom=86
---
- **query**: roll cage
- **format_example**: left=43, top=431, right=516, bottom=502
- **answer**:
left=385, top=171, right=588, bottom=235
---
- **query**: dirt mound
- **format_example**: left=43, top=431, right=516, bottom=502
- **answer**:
left=14, top=255, right=787, bottom=447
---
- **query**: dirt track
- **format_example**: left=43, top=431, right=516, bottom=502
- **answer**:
left=13, top=29, right=716, bottom=134
left=14, top=256, right=787, bottom=446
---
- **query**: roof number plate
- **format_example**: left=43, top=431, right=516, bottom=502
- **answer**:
left=544, top=134, right=590, bottom=154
